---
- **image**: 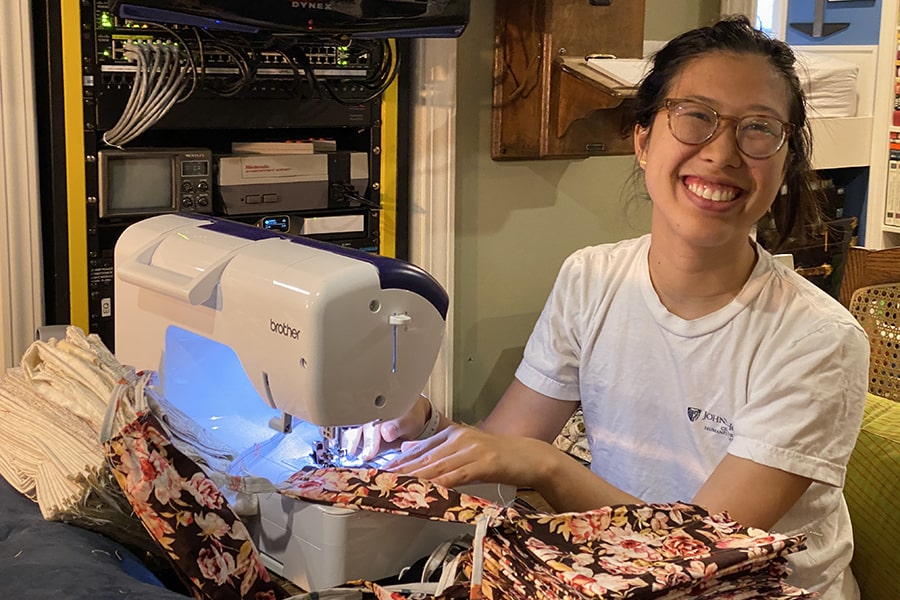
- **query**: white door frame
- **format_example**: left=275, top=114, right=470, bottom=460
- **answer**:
left=0, top=0, right=43, bottom=369
left=408, top=38, right=458, bottom=416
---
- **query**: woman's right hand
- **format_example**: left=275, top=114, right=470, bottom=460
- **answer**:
left=383, top=423, right=553, bottom=490
left=342, top=393, right=434, bottom=461
left=380, top=393, right=435, bottom=444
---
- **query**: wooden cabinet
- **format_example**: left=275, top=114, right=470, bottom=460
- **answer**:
left=490, top=0, right=645, bottom=160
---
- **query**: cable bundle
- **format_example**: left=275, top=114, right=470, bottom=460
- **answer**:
left=104, top=23, right=398, bottom=127
left=102, top=39, right=193, bottom=147
left=283, top=37, right=399, bottom=105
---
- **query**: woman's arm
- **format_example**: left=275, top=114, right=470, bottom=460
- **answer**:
left=385, top=380, right=642, bottom=511
left=388, top=421, right=810, bottom=526
left=480, top=379, right=578, bottom=440
left=692, top=455, right=811, bottom=530
left=388, top=380, right=813, bottom=527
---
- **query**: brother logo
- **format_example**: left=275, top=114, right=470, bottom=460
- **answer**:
left=270, top=318, right=301, bottom=340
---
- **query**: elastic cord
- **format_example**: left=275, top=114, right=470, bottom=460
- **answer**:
left=414, top=394, right=442, bottom=440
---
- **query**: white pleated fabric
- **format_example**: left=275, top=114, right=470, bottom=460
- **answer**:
left=0, top=327, right=134, bottom=518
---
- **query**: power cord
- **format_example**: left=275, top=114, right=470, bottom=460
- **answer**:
left=330, top=182, right=381, bottom=210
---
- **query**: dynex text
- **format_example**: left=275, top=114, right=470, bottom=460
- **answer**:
left=291, top=2, right=333, bottom=10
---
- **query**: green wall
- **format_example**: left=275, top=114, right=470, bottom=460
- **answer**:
left=452, top=0, right=720, bottom=423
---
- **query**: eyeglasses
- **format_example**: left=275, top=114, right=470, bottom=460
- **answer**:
left=663, top=98, right=794, bottom=159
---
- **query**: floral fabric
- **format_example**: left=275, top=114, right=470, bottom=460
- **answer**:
left=280, top=467, right=817, bottom=600
left=105, top=411, right=288, bottom=600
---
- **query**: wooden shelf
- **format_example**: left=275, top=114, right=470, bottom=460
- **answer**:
left=555, top=58, right=634, bottom=138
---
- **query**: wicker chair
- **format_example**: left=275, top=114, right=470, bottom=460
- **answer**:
left=837, top=246, right=900, bottom=600
left=847, top=282, right=900, bottom=401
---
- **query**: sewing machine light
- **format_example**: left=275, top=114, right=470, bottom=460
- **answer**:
left=162, top=325, right=396, bottom=475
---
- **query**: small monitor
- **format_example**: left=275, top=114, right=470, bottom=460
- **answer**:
left=105, top=155, right=174, bottom=214
left=98, top=148, right=213, bottom=218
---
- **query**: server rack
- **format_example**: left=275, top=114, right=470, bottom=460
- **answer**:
left=32, top=0, right=410, bottom=350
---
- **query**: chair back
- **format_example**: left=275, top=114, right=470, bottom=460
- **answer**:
left=837, top=246, right=900, bottom=600
left=848, top=283, right=900, bottom=401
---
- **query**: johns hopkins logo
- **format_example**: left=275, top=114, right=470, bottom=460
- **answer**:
left=687, top=406, right=734, bottom=440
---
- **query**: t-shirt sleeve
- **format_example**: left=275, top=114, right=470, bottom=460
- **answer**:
left=729, top=320, right=869, bottom=487
left=515, top=251, right=585, bottom=401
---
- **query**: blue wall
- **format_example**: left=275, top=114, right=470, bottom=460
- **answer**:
left=786, top=0, right=882, bottom=45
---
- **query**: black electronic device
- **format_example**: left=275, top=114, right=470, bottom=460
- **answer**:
left=109, top=0, right=470, bottom=38
left=243, top=207, right=380, bottom=253
left=90, top=0, right=397, bottom=119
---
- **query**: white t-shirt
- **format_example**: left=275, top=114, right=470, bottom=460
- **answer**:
left=515, top=234, right=868, bottom=600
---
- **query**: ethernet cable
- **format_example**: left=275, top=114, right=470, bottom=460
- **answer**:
left=102, top=40, right=151, bottom=147
left=113, top=44, right=188, bottom=144
left=103, top=40, right=193, bottom=147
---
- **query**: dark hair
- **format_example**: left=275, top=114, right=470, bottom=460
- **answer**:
left=633, top=15, right=821, bottom=251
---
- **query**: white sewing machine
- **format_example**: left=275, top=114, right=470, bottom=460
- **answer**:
left=114, top=213, right=499, bottom=590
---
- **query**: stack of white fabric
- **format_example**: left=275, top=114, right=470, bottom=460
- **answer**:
left=0, top=326, right=135, bottom=518
left=0, top=326, right=236, bottom=527
left=793, top=49, right=860, bottom=118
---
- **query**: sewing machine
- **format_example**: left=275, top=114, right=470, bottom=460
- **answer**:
left=113, top=213, right=498, bottom=590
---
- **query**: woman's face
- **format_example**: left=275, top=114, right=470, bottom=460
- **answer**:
left=634, top=52, right=792, bottom=252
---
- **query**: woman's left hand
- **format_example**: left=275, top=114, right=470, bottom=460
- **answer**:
left=383, top=423, right=552, bottom=490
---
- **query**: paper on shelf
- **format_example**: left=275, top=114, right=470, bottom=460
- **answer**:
left=585, top=57, right=650, bottom=87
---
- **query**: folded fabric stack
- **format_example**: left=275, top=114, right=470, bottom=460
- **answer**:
left=0, top=326, right=133, bottom=518
left=280, top=467, right=816, bottom=600
left=0, top=326, right=234, bottom=558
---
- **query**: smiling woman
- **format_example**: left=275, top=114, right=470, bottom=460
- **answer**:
left=375, top=16, right=868, bottom=600
left=635, top=51, right=796, bottom=307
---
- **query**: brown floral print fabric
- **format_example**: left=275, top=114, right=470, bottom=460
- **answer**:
left=105, top=411, right=288, bottom=600
left=280, top=467, right=817, bottom=600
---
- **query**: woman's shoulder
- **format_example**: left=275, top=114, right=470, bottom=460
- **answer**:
left=554, top=236, right=650, bottom=291
left=757, top=249, right=866, bottom=342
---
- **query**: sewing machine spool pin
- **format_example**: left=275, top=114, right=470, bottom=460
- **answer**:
left=389, top=313, right=411, bottom=374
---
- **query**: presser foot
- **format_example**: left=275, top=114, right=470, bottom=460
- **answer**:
left=310, top=425, right=387, bottom=468
left=310, top=426, right=343, bottom=467
left=310, top=439, right=340, bottom=467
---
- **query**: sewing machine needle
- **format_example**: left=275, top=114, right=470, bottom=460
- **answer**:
left=388, top=314, right=411, bottom=374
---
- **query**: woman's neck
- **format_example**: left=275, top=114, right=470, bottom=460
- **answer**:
left=647, top=234, right=758, bottom=320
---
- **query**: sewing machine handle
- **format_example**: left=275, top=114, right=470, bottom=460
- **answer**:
left=118, top=238, right=236, bottom=305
